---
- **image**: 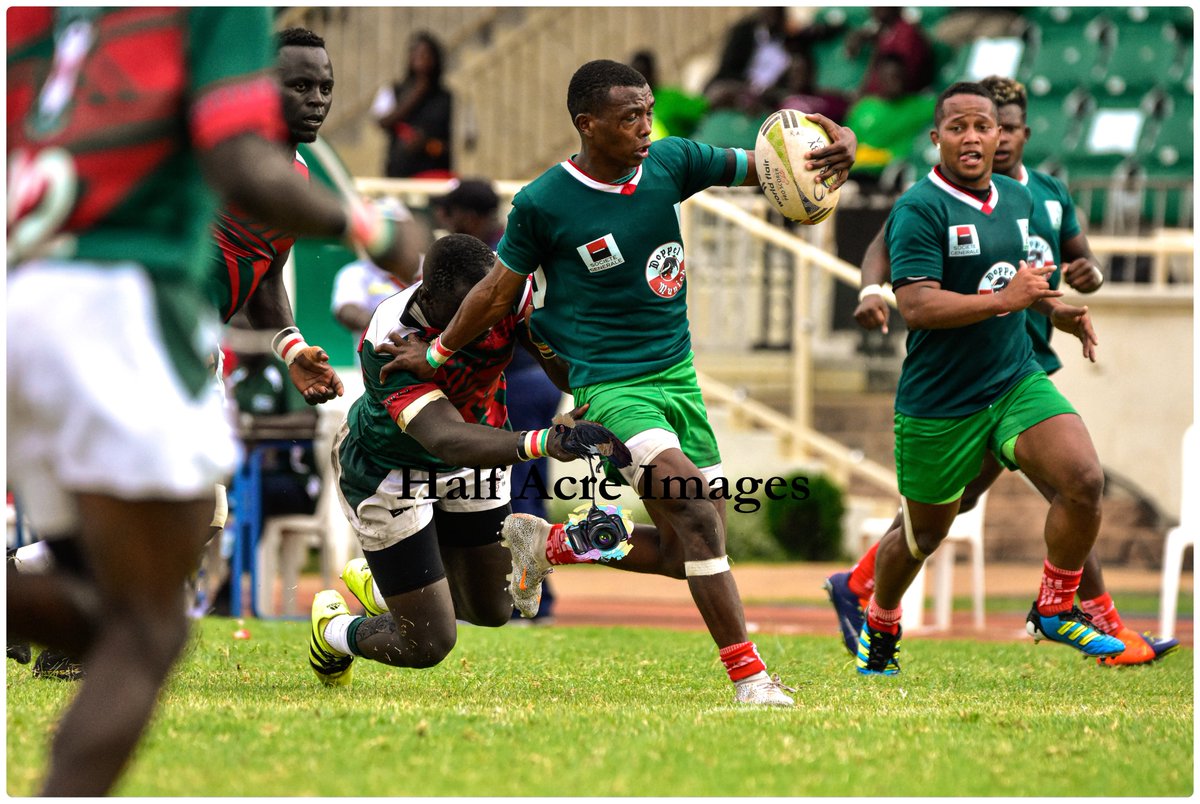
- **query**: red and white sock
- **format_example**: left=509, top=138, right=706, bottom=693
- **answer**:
left=1079, top=592, right=1123, bottom=635
left=1036, top=560, right=1083, bottom=616
left=848, top=541, right=879, bottom=603
left=545, top=523, right=595, bottom=566
left=866, top=595, right=902, bottom=635
left=719, top=641, right=767, bottom=683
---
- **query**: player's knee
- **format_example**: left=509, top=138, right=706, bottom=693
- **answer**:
left=463, top=597, right=514, bottom=629
left=1057, top=461, right=1104, bottom=509
left=408, top=627, right=457, bottom=668
left=106, top=605, right=191, bottom=678
left=654, top=496, right=722, bottom=556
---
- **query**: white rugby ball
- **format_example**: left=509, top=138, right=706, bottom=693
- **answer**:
left=755, top=109, right=840, bottom=225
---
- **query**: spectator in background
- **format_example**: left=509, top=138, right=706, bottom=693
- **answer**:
left=432, top=178, right=504, bottom=249
left=844, top=53, right=935, bottom=178
left=705, top=7, right=793, bottom=108
left=848, top=7, right=935, bottom=96
left=372, top=31, right=453, bottom=178
left=770, top=48, right=851, bottom=123
left=332, top=257, right=410, bottom=345
left=629, top=50, right=709, bottom=139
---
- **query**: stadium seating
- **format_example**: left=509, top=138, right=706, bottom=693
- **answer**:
left=1099, top=20, right=1182, bottom=95
left=1020, top=16, right=1109, bottom=95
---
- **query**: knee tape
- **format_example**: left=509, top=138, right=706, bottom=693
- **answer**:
left=684, top=555, right=730, bottom=576
left=210, top=483, right=228, bottom=529
left=901, top=499, right=928, bottom=561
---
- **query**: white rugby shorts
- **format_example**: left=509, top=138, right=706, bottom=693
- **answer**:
left=7, top=261, right=237, bottom=537
left=330, top=420, right=510, bottom=552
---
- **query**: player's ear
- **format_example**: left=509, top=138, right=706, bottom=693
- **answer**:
left=575, top=112, right=592, bottom=138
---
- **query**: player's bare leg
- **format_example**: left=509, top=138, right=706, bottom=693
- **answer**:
left=38, top=493, right=213, bottom=796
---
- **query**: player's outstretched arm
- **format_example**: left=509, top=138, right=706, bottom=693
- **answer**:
left=854, top=225, right=892, bottom=333
left=404, top=402, right=626, bottom=468
left=896, top=262, right=1062, bottom=330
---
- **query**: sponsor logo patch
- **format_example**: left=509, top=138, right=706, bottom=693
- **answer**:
left=576, top=234, right=624, bottom=273
left=1027, top=235, right=1054, bottom=269
left=1044, top=200, right=1063, bottom=231
left=645, top=241, right=685, bottom=298
left=948, top=224, right=981, bottom=257
left=978, top=261, right=1018, bottom=316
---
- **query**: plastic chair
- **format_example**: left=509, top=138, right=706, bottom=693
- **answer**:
left=1159, top=424, right=1196, bottom=640
left=901, top=492, right=988, bottom=631
left=253, top=402, right=355, bottom=617
left=856, top=494, right=988, bottom=632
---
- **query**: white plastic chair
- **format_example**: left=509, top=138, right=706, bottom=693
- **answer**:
left=255, top=402, right=357, bottom=617
left=900, top=492, right=988, bottom=632
left=1159, top=424, right=1196, bottom=640
left=857, top=494, right=988, bottom=632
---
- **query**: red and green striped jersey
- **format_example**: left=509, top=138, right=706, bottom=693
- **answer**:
left=346, top=282, right=532, bottom=473
left=7, top=7, right=284, bottom=282
left=207, top=152, right=310, bottom=322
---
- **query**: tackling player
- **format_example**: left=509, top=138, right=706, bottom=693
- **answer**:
left=826, top=76, right=1178, bottom=668
left=306, top=234, right=627, bottom=684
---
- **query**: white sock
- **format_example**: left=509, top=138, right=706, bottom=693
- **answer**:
left=735, top=670, right=770, bottom=688
left=322, top=614, right=356, bottom=655
left=371, top=579, right=387, bottom=612
left=13, top=541, right=54, bottom=574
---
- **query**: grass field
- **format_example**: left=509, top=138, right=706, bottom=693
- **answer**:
left=7, top=618, right=1193, bottom=797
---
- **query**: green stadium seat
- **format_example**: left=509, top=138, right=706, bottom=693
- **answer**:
left=1124, top=5, right=1194, bottom=26
left=1100, top=21, right=1182, bottom=94
left=810, top=34, right=871, bottom=94
left=1020, top=19, right=1109, bottom=93
left=812, top=7, right=873, bottom=30
left=1024, top=7, right=1109, bottom=28
left=1022, top=89, right=1089, bottom=169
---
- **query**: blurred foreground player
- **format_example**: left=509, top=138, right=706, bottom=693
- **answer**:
left=7, top=8, right=411, bottom=795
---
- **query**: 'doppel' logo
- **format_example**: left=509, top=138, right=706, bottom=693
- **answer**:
left=645, top=242, right=685, bottom=299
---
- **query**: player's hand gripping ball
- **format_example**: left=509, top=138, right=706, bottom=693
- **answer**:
left=755, top=109, right=841, bottom=225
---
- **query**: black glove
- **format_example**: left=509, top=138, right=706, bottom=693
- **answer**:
left=551, top=414, right=633, bottom=468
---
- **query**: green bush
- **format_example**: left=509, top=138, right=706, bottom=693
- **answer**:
left=764, top=471, right=846, bottom=561
left=724, top=506, right=789, bottom=562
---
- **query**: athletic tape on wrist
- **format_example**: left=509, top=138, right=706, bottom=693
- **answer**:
left=901, top=498, right=928, bottom=561
left=211, top=483, right=228, bottom=529
left=425, top=335, right=454, bottom=370
left=684, top=556, right=731, bottom=576
left=271, top=326, right=308, bottom=366
left=858, top=283, right=884, bottom=302
left=1091, top=265, right=1104, bottom=287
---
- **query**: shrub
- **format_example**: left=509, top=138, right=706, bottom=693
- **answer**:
left=764, top=471, right=846, bottom=561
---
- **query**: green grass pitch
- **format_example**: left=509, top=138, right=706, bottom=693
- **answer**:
left=6, top=618, right=1193, bottom=796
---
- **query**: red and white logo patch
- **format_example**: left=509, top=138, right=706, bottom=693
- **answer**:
left=948, top=223, right=981, bottom=257
left=576, top=234, right=624, bottom=273
left=645, top=241, right=685, bottom=298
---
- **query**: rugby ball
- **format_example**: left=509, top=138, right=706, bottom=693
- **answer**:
left=755, top=109, right=840, bottom=225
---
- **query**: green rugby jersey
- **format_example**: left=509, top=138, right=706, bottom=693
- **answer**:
left=1018, top=164, right=1083, bottom=375
left=496, top=136, right=747, bottom=388
left=887, top=168, right=1040, bottom=418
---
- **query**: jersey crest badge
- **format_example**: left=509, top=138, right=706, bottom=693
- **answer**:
left=645, top=241, right=685, bottom=298
left=577, top=234, right=624, bottom=273
left=948, top=224, right=981, bottom=257
left=978, top=261, right=1018, bottom=317
left=1027, top=235, right=1053, bottom=269
left=1044, top=200, right=1063, bottom=231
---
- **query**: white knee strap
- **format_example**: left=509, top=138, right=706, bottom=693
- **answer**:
left=685, top=556, right=731, bottom=576
left=901, top=499, right=928, bottom=561
left=210, top=483, right=228, bottom=529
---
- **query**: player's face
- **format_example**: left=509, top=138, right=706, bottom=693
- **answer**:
left=932, top=94, right=998, bottom=188
left=278, top=45, right=334, bottom=145
left=992, top=103, right=1029, bottom=178
left=581, top=84, right=654, bottom=172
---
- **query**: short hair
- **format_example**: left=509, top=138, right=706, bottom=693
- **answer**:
left=934, top=81, right=997, bottom=126
left=422, top=233, right=493, bottom=299
left=567, top=59, right=648, bottom=120
left=277, top=27, right=325, bottom=50
left=979, top=75, right=1028, bottom=118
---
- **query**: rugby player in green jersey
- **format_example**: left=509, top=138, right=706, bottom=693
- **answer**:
left=828, top=76, right=1177, bottom=667
left=845, top=81, right=1125, bottom=675
left=377, top=59, right=858, bottom=706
